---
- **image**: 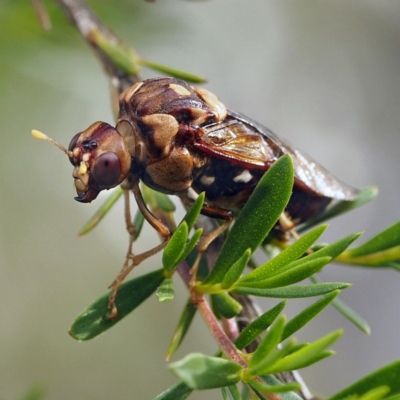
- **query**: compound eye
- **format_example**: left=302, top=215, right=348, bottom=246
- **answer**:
left=68, top=132, right=81, bottom=165
left=92, top=152, right=121, bottom=188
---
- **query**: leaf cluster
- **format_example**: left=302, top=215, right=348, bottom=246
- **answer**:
left=67, top=154, right=400, bottom=400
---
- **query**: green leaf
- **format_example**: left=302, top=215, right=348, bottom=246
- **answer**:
left=78, top=187, right=124, bottom=235
left=181, top=192, right=205, bottom=231
left=154, top=191, right=176, bottom=212
left=385, top=394, right=400, bottom=400
left=238, top=257, right=332, bottom=289
left=166, top=299, right=197, bottom=360
left=298, top=186, right=378, bottom=233
left=153, top=381, right=193, bottom=400
left=302, top=232, right=362, bottom=262
left=345, top=221, right=400, bottom=257
left=157, top=278, right=175, bottom=302
left=221, top=249, right=252, bottom=289
left=282, top=290, right=340, bottom=341
left=331, top=296, right=371, bottom=334
left=234, top=300, right=286, bottom=350
left=169, top=353, right=243, bottom=390
left=280, top=349, right=335, bottom=370
left=212, top=292, right=242, bottom=319
left=133, top=209, right=145, bottom=241
left=162, top=222, right=188, bottom=271
left=249, top=315, right=286, bottom=370
left=240, top=224, right=327, bottom=283
left=329, top=360, right=400, bottom=400
left=203, top=155, right=294, bottom=285
left=338, top=246, right=400, bottom=267
left=69, top=269, right=164, bottom=340
left=336, top=221, right=400, bottom=265
left=265, top=330, right=342, bottom=374
left=221, top=385, right=242, bottom=400
left=385, top=262, right=400, bottom=272
left=358, top=387, right=392, bottom=400
left=140, top=59, right=206, bottom=83
left=241, top=384, right=253, bottom=400
left=249, top=380, right=301, bottom=394
left=175, top=228, right=203, bottom=266
left=90, top=30, right=141, bottom=75
left=310, top=276, right=370, bottom=334
left=258, top=376, right=304, bottom=400
left=233, top=282, right=350, bottom=298
left=246, top=339, right=296, bottom=377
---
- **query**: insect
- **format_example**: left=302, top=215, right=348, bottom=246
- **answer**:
left=33, top=77, right=359, bottom=316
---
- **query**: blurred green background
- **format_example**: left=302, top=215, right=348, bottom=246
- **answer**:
left=1, top=1, right=400, bottom=399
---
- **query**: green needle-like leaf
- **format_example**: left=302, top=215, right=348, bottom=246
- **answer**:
left=212, top=292, right=242, bottom=318
left=90, top=30, right=141, bottom=75
left=69, top=269, right=164, bottom=340
left=234, top=300, right=286, bottom=350
left=166, top=299, right=197, bottom=360
left=249, top=380, right=301, bottom=394
left=238, top=257, right=332, bottom=289
left=240, top=225, right=327, bottom=283
left=345, top=221, right=400, bottom=257
left=140, top=59, right=206, bottom=83
left=302, top=232, right=362, bottom=262
left=247, top=338, right=296, bottom=377
left=153, top=381, right=193, bottom=400
left=258, top=376, right=304, bottom=400
left=265, top=330, right=342, bottom=374
left=280, top=232, right=361, bottom=275
left=181, top=192, right=205, bottom=231
left=283, top=343, right=334, bottom=368
left=132, top=209, right=145, bottom=241
left=358, top=387, right=392, bottom=400
left=249, top=315, right=286, bottom=370
left=331, top=297, right=371, bottom=334
left=337, top=245, right=400, bottom=267
left=169, top=353, right=243, bottom=390
left=282, top=290, right=340, bottom=341
left=379, top=394, right=400, bottom=400
left=78, top=187, right=124, bottom=235
left=163, top=222, right=188, bottom=271
left=310, top=276, right=370, bottom=334
left=203, top=155, right=294, bottom=285
left=176, top=228, right=203, bottom=266
left=154, top=191, right=176, bottom=212
left=233, top=282, right=350, bottom=298
left=221, top=385, right=242, bottom=400
left=329, top=360, right=400, bottom=400
left=336, top=221, right=400, bottom=266
left=221, top=249, right=252, bottom=289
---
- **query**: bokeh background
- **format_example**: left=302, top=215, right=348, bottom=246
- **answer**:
left=1, top=1, right=399, bottom=399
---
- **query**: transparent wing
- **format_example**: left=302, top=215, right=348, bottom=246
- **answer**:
left=226, top=111, right=360, bottom=200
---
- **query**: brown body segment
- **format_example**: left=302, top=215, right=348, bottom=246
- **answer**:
left=67, top=77, right=359, bottom=226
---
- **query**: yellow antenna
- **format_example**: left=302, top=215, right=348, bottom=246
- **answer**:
left=31, top=129, right=74, bottom=158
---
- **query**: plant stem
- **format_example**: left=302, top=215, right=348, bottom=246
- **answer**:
left=55, top=0, right=138, bottom=92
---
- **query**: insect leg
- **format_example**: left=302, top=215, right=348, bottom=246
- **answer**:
left=279, top=212, right=301, bottom=241
left=187, top=204, right=234, bottom=297
left=108, top=182, right=171, bottom=318
left=197, top=204, right=234, bottom=252
left=107, top=190, right=137, bottom=317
